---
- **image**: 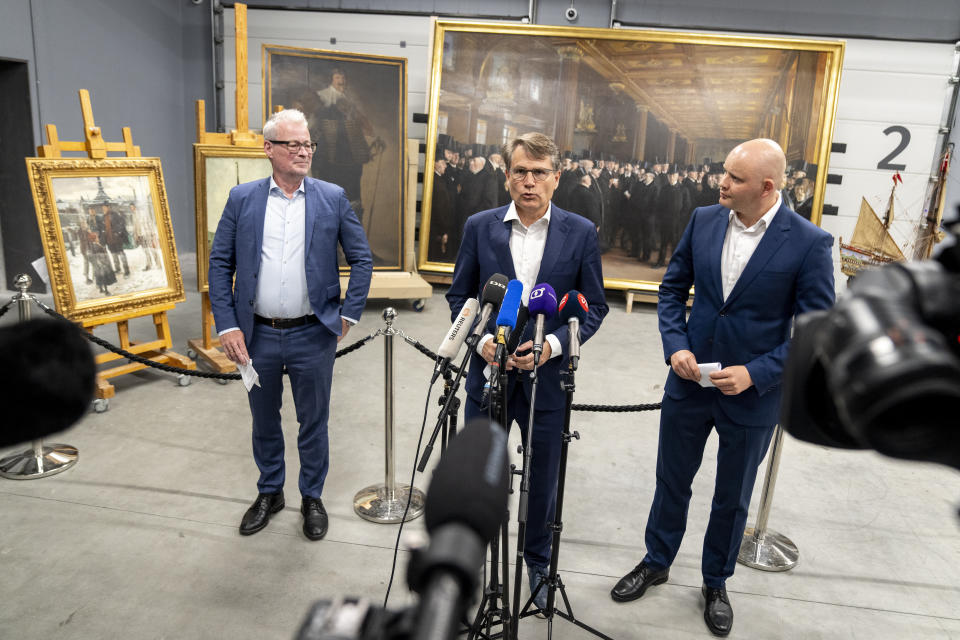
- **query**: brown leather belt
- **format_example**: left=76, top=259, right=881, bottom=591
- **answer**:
left=253, top=314, right=318, bottom=329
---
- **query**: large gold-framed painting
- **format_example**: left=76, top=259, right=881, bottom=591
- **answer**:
left=419, top=21, right=845, bottom=292
left=263, top=45, right=406, bottom=270
left=193, top=145, right=272, bottom=292
left=25, top=157, right=185, bottom=322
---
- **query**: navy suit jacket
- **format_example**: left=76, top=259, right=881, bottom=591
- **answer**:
left=209, top=176, right=373, bottom=340
left=446, top=205, right=608, bottom=411
left=659, top=202, right=835, bottom=427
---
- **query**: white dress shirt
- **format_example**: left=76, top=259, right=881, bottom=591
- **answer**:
left=720, top=193, right=781, bottom=301
left=254, top=178, right=311, bottom=319
left=477, top=202, right=562, bottom=359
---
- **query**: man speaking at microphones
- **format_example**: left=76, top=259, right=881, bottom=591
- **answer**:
left=446, top=132, right=607, bottom=610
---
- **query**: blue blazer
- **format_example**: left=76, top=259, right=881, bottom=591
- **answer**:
left=446, top=205, right=608, bottom=411
left=208, top=177, right=373, bottom=340
left=659, top=203, right=835, bottom=427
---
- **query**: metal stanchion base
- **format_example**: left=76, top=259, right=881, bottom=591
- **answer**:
left=353, top=483, right=424, bottom=523
left=0, top=444, right=78, bottom=479
left=738, top=527, right=799, bottom=571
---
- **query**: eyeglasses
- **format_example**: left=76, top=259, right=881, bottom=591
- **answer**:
left=509, top=167, right=556, bottom=182
left=269, top=140, right=318, bottom=153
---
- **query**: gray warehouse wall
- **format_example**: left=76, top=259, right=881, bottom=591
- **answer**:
left=0, top=0, right=213, bottom=291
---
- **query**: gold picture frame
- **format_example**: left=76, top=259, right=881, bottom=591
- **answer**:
left=262, top=44, right=407, bottom=271
left=193, top=144, right=272, bottom=292
left=418, top=21, right=845, bottom=293
left=26, top=157, right=185, bottom=322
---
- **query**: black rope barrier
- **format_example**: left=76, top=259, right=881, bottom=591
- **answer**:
left=398, top=332, right=462, bottom=376
left=13, top=294, right=661, bottom=411
left=31, top=298, right=378, bottom=381
left=397, top=327, right=659, bottom=413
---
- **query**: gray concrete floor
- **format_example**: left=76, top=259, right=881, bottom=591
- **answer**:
left=1, top=258, right=959, bottom=639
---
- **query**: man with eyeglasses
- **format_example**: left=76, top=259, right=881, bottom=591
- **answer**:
left=209, top=108, right=372, bottom=542
left=446, top=132, right=608, bottom=613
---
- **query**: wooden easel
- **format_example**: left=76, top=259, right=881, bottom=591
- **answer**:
left=188, top=3, right=260, bottom=373
left=37, top=89, right=196, bottom=401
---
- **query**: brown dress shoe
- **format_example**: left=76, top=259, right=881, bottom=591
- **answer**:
left=239, top=492, right=284, bottom=535
left=702, top=584, right=733, bottom=637
left=301, top=497, right=328, bottom=540
left=610, top=561, right=669, bottom=602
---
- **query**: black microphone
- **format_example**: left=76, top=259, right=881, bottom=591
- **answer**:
left=558, top=290, right=589, bottom=371
left=505, top=303, right=529, bottom=355
left=0, top=318, right=96, bottom=447
left=410, top=418, right=509, bottom=640
left=432, top=298, right=479, bottom=383
left=494, top=280, right=524, bottom=362
left=468, top=273, right=509, bottom=346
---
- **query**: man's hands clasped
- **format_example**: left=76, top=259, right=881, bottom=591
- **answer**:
left=669, top=349, right=753, bottom=395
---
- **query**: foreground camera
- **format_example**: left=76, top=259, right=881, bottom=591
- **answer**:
left=782, top=251, right=960, bottom=471
left=295, top=418, right=509, bottom=640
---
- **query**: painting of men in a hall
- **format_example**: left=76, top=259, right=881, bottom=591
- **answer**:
left=419, top=23, right=843, bottom=292
left=265, top=47, right=405, bottom=270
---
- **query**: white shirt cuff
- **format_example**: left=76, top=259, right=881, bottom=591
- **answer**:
left=545, top=334, right=562, bottom=359
left=476, top=333, right=494, bottom=356
left=341, top=315, right=358, bottom=326
left=218, top=327, right=240, bottom=336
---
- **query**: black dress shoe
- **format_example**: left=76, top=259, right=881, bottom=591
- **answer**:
left=610, top=561, right=669, bottom=602
left=701, top=584, right=733, bottom=637
left=239, top=491, right=284, bottom=535
left=301, top=497, right=328, bottom=540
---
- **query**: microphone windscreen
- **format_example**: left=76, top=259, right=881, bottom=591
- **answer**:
left=0, top=318, right=95, bottom=447
left=424, top=418, right=509, bottom=544
left=480, top=273, right=509, bottom=307
left=558, top=290, right=589, bottom=324
left=437, top=298, right=478, bottom=360
left=528, top=283, right=558, bottom=319
left=506, top=304, right=529, bottom=353
left=494, top=279, right=523, bottom=329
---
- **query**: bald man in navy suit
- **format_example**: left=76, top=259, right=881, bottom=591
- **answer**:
left=611, top=139, right=835, bottom=637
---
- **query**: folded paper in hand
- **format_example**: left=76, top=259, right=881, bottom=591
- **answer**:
left=238, top=360, right=260, bottom=392
left=698, top=362, right=722, bottom=388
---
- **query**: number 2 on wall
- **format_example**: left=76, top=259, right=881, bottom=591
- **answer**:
left=877, top=125, right=910, bottom=171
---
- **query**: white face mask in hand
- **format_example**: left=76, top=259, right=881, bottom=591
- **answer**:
left=238, top=360, right=261, bottom=392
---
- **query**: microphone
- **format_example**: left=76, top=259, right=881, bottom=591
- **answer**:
left=558, top=290, right=589, bottom=371
left=528, top=283, right=558, bottom=365
left=432, top=298, right=479, bottom=383
left=494, top=280, right=524, bottom=358
left=505, top=303, right=529, bottom=355
left=0, top=318, right=95, bottom=447
left=469, top=273, right=509, bottom=345
left=410, top=418, right=509, bottom=640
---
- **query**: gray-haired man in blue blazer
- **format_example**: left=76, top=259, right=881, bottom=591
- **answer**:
left=209, top=109, right=372, bottom=541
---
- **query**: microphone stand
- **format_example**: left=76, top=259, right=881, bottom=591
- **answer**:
left=511, top=346, right=542, bottom=636
left=468, top=334, right=512, bottom=640
left=417, top=345, right=472, bottom=473
left=527, top=359, right=612, bottom=640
